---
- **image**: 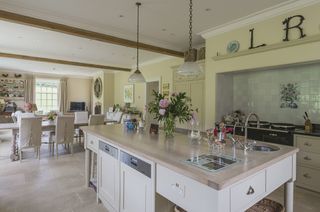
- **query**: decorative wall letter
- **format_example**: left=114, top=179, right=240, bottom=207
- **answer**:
left=248, top=28, right=266, bottom=49
left=282, top=15, right=306, bottom=42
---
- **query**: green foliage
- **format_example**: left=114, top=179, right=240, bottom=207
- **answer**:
left=147, top=91, right=193, bottom=124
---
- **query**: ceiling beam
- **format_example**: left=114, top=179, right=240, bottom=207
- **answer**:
left=0, top=52, right=131, bottom=71
left=0, top=10, right=184, bottom=58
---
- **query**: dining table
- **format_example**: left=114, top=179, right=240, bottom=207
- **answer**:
left=0, top=120, right=88, bottom=161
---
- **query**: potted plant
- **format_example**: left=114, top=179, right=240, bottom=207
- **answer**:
left=148, top=91, right=193, bottom=137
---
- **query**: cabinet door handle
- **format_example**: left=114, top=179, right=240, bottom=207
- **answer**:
left=130, top=158, right=138, bottom=166
left=246, top=186, right=255, bottom=195
left=90, top=140, right=94, bottom=145
left=304, top=142, right=312, bottom=147
left=303, top=173, right=311, bottom=179
left=104, top=146, right=110, bottom=152
left=304, top=156, right=311, bottom=161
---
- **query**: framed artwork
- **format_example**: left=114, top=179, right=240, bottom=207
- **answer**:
left=124, top=84, right=134, bottom=103
left=162, top=83, right=170, bottom=99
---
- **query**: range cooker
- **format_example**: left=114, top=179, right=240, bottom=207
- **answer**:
left=232, top=122, right=295, bottom=146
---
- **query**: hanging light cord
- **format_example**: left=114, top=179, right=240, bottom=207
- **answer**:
left=136, top=2, right=141, bottom=72
left=188, top=0, right=193, bottom=52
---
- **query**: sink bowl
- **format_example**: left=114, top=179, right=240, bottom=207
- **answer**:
left=252, top=144, right=280, bottom=152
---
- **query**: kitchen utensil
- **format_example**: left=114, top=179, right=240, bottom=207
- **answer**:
left=305, top=112, right=309, bottom=118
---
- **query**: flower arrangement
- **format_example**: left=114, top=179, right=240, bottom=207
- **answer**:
left=47, top=111, right=57, bottom=121
left=148, top=91, right=194, bottom=137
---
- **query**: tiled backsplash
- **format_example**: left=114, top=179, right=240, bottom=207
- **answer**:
left=233, top=63, right=320, bottom=125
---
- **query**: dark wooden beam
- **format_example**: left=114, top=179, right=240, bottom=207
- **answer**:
left=0, top=10, right=184, bottom=58
left=0, top=52, right=131, bottom=71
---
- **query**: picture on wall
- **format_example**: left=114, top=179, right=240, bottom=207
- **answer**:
left=124, top=84, right=134, bottom=103
left=280, top=83, right=300, bottom=109
left=162, top=83, right=170, bottom=99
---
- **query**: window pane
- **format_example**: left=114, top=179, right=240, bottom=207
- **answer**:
left=35, top=79, right=59, bottom=113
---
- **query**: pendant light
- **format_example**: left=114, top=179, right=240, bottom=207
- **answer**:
left=128, top=2, right=146, bottom=83
left=177, top=0, right=202, bottom=76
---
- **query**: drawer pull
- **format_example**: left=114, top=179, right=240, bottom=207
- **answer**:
left=246, top=186, right=255, bottom=195
left=130, top=158, right=138, bottom=166
left=303, top=173, right=311, bottom=179
left=90, top=140, right=94, bottom=144
left=104, top=146, right=110, bottom=152
left=304, top=156, right=311, bottom=161
left=304, top=142, right=312, bottom=147
left=269, top=133, right=278, bottom=137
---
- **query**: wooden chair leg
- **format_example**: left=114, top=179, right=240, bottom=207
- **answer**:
left=19, top=150, right=22, bottom=163
left=52, top=143, right=54, bottom=156
left=38, top=147, right=40, bottom=160
left=71, top=143, right=73, bottom=155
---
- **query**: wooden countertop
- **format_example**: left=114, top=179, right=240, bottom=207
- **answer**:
left=81, top=125, right=298, bottom=190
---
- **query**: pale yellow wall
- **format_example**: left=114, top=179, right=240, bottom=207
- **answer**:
left=114, top=57, right=183, bottom=111
left=204, top=3, right=320, bottom=129
left=67, top=78, right=91, bottom=111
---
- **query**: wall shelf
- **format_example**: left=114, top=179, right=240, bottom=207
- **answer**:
left=212, top=34, right=320, bottom=61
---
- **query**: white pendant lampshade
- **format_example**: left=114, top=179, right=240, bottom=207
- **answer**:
left=177, top=0, right=202, bottom=76
left=128, top=2, right=146, bottom=83
left=128, top=69, right=145, bottom=83
left=177, top=61, right=202, bottom=76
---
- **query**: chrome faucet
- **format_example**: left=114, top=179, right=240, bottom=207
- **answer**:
left=244, top=113, right=260, bottom=143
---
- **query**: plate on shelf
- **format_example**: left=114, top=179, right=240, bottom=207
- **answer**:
left=227, top=40, right=240, bottom=53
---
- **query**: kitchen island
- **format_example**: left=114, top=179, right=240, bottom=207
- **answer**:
left=81, top=124, right=298, bottom=212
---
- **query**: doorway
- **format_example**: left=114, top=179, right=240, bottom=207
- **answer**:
left=145, top=81, right=160, bottom=128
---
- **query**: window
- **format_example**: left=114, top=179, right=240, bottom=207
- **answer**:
left=35, top=79, right=59, bottom=114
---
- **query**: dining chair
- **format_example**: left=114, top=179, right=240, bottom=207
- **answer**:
left=18, top=117, right=42, bottom=162
left=113, top=112, right=123, bottom=123
left=74, top=111, right=88, bottom=143
left=88, top=114, right=105, bottom=126
left=52, top=115, right=75, bottom=157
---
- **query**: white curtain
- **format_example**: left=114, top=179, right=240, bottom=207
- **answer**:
left=58, top=78, right=68, bottom=113
left=25, top=75, right=35, bottom=103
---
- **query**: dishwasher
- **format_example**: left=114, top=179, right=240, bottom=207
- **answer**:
left=120, top=150, right=155, bottom=212
left=98, top=141, right=120, bottom=212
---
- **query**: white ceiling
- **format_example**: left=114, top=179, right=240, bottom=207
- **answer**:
left=0, top=0, right=296, bottom=76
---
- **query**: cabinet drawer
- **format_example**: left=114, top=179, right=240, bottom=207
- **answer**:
left=156, top=164, right=220, bottom=212
left=86, top=134, right=99, bottom=152
left=298, top=151, right=320, bottom=168
left=296, top=135, right=320, bottom=153
left=230, top=170, right=266, bottom=212
left=297, top=166, right=320, bottom=192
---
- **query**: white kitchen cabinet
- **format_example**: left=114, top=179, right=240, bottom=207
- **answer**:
left=98, top=141, right=120, bottom=212
left=120, top=151, right=155, bottom=212
left=295, top=134, right=320, bottom=192
left=173, top=80, right=204, bottom=130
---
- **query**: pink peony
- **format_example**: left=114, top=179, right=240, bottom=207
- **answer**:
left=159, top=99, right=169, bottom=108
left=159, top=109, right=166, bottom=116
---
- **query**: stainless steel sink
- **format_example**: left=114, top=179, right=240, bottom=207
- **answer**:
left=251, top=144, right=280, bottom=152
left=185, top=154, right=240, bottom=172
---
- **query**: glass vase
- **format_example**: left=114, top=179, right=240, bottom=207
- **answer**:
left=164, top=116, right=175, bottom=137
